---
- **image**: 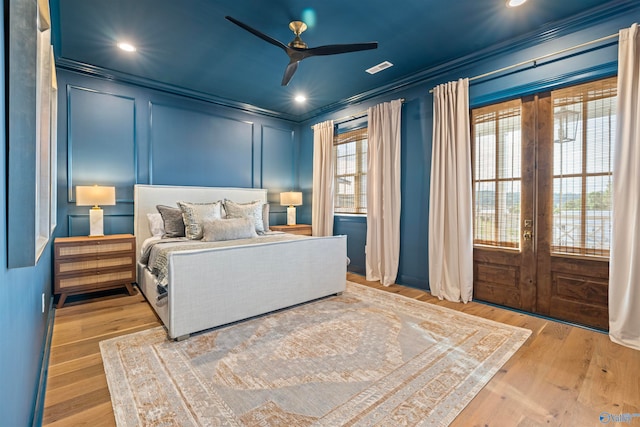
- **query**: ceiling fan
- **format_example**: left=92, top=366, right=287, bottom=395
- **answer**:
left=225, top=16, right=378, bottom=86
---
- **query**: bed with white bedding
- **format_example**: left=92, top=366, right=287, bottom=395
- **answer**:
left=134, top=184, right=347, bottom=339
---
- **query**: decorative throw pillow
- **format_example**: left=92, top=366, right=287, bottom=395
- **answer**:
left=146, top=213, right=165, bottom=237
left=223, top=199, right=264, bottom=233
left=178, top=200, right=223, bottom=240
left=262, top=203, right=270, bottom=233
left=156, top=205, right=185, bottom=238
left=202, top=218, right=258, bottom=242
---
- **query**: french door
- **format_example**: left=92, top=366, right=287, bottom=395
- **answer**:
left=471, top=77, right=616, bottom=330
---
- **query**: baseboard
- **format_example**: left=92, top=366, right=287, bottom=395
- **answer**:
left=31, top=296, right=55, bottom=427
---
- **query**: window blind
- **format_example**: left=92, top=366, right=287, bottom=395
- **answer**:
left=334, top=128, right=368, bottom=214
left=472, top=99, right=522, bottom=248
left=551, top=77, right=617, bottom=257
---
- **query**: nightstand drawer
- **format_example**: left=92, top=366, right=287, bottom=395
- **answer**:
left=57, top=269, right=135, bottom=290
left=56, top=255, right=135, bottom=275
left=56, top=240, right=134, bottom=258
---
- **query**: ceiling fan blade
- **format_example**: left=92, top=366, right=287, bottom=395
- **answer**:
left=281, top=61, right=299, bottom=86
left=306, top=42, right=378, bottom=56
left=225, top=16, right=287, bottom=51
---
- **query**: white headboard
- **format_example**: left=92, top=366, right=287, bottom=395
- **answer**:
left=133, top=184, right=268, bottom=259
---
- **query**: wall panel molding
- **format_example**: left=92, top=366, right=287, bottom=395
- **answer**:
left=260, top=124, right=296, bottom=206
left=66, top=85, right=137, bottom=203
left=148, top=101, right=255, bottom=188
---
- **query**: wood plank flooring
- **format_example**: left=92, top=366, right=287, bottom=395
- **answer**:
left=42, top=274, right=640, bottom=426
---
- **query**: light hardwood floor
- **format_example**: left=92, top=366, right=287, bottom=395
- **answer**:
left=43, top=273, right=640, bottom=426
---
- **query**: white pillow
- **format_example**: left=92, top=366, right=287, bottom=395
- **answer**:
left=202, top=218, right=258, bottom=242
left=177, top=200, right=223, bottom=240
left=146, top=213, right=165, bottom=237
left=224, top=199, right=265, bottom=233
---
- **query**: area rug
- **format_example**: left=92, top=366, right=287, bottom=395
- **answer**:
left=100, top=282, right=531, bottom=426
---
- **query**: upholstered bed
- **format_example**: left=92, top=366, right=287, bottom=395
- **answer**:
left=133, top=184, right=347, bottom=339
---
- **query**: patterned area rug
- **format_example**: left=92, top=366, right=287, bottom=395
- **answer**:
left=100, top=282, right=531, bottom=426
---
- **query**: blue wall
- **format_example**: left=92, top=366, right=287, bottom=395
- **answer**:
left=1, top=4, right=54, bottom=426
left=56, top=70, right=302, bottom=237
left=298, top=3, right=638, bottom=290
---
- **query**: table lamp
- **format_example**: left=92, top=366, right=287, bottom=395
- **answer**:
left=76, top=185, right=116, bottom=236
left=280, top=191, right=302, bottom=226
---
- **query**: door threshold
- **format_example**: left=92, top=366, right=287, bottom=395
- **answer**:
left=475, top=299, right=608, bottom=335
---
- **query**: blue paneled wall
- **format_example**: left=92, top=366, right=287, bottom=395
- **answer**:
left=56, top=70, right=301, bottom=236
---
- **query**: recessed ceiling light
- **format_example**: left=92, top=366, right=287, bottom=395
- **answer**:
left=506, top=0, right=527, bottom=7
left=294, top=94, right=306, bottom=103
left=117, top=42, right=136, bottom=52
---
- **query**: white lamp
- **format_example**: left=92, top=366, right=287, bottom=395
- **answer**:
left=76, top=185, right=116, bottom=237
left=280, top=191, right=303, bottom=226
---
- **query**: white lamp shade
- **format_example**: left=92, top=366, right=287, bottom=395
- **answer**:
left=280, top=191, right=303, bottom=207
left=76, top=185, right=116, bottom=207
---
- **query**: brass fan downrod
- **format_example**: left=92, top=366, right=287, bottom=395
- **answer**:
left=288, top=21, right=308, bottom=49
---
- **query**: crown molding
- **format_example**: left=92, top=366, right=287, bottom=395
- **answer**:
left=55, top=58, right=300, bottom=122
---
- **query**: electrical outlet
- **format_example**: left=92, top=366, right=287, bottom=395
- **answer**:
left=42, top=293, right=45, bottom=313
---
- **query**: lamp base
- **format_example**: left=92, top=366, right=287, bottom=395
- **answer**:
left=89, top=207, right=104, bottom=237
left=287, top=206, right=297, bottom=226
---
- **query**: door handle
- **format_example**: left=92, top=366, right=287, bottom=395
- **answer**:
left=523, top=230, right=533, bottom=240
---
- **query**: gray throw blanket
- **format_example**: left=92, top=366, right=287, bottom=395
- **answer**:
left=141, top=234, right=307, bottom=286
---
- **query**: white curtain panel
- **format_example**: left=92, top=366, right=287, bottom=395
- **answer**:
left=609, top=23, right=640, bottom=350
left=429, top=79, right=473, bottom=303
left=366, top=99, right=402, bottom=286
left=312, top=120, right=335, bottom=237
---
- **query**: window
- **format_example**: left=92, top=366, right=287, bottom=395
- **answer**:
left=334, top=127, right=367, bottom=214
left=551, top=77, right=616, bottom=256
left=472, top=100, right=522, bottom=248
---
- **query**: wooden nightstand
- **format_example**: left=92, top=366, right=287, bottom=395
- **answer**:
left=270, top=224, right=312, bottom=236
left=54, top=234, right=137, bottom=308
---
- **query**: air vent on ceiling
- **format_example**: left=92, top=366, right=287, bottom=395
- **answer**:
left=366, top=61, right=394, bottom=75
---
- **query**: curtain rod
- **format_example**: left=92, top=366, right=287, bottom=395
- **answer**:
left=429, top=32, right=619, bottom=93
left=310, top=98, right=405, bottom=129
